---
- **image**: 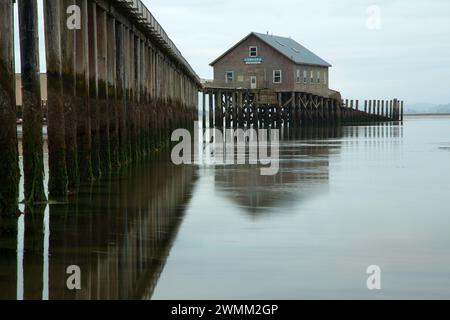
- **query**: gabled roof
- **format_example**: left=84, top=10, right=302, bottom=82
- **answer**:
left=210, top=32, right=331, bottom=68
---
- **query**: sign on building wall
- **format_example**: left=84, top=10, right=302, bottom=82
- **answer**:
left=244, top=57, right=263, bottom=64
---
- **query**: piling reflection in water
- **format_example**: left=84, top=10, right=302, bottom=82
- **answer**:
left=0, top=155, right=196, bottom=300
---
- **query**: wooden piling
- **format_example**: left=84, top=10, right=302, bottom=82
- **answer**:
left=202, top=91, right=206, bottom=128
left=115, top=22, right=127, bottom=165
left=96, top=8, right=111, bottom=174
left=233, top=92, right=238, bottom=128
left=75, top=0, right=93, bottom=182
left=209, top=91, right=214, bottom=127
left=61, top=0, right=79, bottom=189
left=215, top=90, right=221, bottom=128
left=88, top=2, right=101, bottom=177
left=401, top=101, right=404, bottom=121
left=107, top=15, right=119, bottom=168
left=44, top=0, right=68, bottom=198
left=0, top=0, right=20, bottom=215
left=18, top=0, right=46, bottom=202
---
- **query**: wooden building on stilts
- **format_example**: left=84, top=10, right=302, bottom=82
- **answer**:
left=201, top=32, right=403, bottom=128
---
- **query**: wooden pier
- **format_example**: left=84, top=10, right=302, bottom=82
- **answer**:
left=201, top=88, right=404, bottom=128
left=0, top=0, right=200, bottom=215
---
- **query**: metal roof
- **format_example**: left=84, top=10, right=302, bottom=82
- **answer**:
left=210, top=32, right=331, bottom=68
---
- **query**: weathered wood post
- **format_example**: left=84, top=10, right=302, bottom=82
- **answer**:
left=96, top=8, right=111, bottom=174
left=18, top=0, right=46, bottom=202
left=393, top=98, right=399, bottom=121
left=238, top=91, right=243, bottom=127
left=225, top=92, right=230, bottom=128
left=291, top=92, right=296, bottom=127
left=107, top=15, right=119, bottom=168
left=364, top=100, right=367, bottom=113
left=202, top=91, right=206, bottom=128
left=62, top=0, right=79, bottom=189
left=209, top=91, right=214, bottom=128
left=377, top=100, right=380, bottom=118
left=233, top=91, right=238, bottom=128
left=88, top=2, right=101, bottom=177
left=0, top=0, right=20, bottom=215
left=44, top=0, right=68, bottom=198
left=381, top=100, right=385, bottom=119
left=372, top=100, right=377, bottom=120
left=75, top=0, right=93, bottom=182
left=350, top=99, right=354, bottom=122
left=401, top=100, right=404, bottom=121
left=336, top=99, right=342, bottom=123
left=386, top=100, right=389, bottom=119
left=115, top=22, right=127, bottom=165
left=215, top=90, right=221, bottom=128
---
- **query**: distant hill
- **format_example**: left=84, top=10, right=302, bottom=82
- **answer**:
left=406, top=103, right=450, bottom=114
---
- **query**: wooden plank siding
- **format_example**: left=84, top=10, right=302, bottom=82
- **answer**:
left=211, top=34, right=331, bottom=97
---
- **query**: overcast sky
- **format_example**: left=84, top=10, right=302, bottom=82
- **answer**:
left=16, top=0, right=450, bottom=104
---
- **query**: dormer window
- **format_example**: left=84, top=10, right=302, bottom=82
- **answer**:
left=249, top=46, right=258, bottom=57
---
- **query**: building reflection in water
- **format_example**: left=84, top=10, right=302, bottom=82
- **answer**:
left=208, top=125, right=343, bottom=215
left=203, top=123, right=402, bottom=216
left=0, top=155, right=196, bottom=300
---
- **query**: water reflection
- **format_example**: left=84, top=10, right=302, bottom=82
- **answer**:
left=0, top=155, right=196, bottom=300
left=0, top=122, right=406, bottom=300
left=211, top=126, right=343, bottom=215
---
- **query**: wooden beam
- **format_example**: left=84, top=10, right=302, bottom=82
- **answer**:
left=18, top=0, right=46, bottom=202
left=88, top=1, right=101, bottom=177
left=75, top=0, right=93, bottom=181
left=44, top=0, right=68, bottom=198
left=62, top=0, right=79, bottom=189
left=0, top=0, right=20, bottom=215
left=97, top=7, right=111, bottom=174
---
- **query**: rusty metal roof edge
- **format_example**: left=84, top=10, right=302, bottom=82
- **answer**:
left=115, top=0, right=201, bottom=85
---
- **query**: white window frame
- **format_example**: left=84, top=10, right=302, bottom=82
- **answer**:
left=249, top=46, right=258, bottom=57
left=225, top=71, right=234, bottom=83
left=296, top=69, right=301, bottom=83
left=273, top=70, right=282, bottom=84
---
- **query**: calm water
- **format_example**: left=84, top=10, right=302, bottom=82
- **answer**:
left=1, top=115, right=450, bottom=299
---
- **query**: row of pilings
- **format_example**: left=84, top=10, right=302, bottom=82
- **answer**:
left=201, top=90, right=404, bottom=128
left=0, top=0, right=199, bottom=217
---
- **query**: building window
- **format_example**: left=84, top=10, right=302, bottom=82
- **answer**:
left=273, top=70, right=282, bottom=84
left=310, top=71, right=314, bottom=84
left=225, top=71, right=234, bottom=83
left=317, top=71, right=321, bottom=84
left=303, top=70, right=307, bottom=84
left=249, top=46, right=258, bottom=57
left=296, top=70, right=301, bottom=83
